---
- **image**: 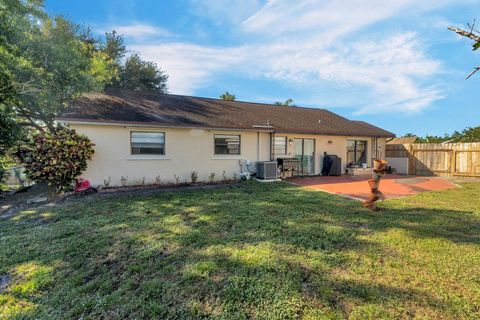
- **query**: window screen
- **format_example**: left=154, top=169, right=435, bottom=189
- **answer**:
left=214, top=135, right=240, bottom=155
left=131, top=132, right=165, bottom=155
left=273, top=136, right=287, bottom=155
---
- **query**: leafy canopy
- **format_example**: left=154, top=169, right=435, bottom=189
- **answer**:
left=0, top=0, right=117, bottom=131
left=103, top=32, right=168, bottom=93
left=115, top=53, right=168, bottom=93
left=407, top=126, right=480, bottom=143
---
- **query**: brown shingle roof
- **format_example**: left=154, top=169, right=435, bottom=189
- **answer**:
left=57, top=89, right=395, bottom=138
left=387, top=136, right=417, bottom=144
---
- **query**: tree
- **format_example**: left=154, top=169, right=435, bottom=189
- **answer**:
left=448, top=20, right=480, bottom=79
left=0, top=106, right=22, bottom=185
left=274, top=98, right=295, bottom=106
left=0, top=66, right=22, bottom=154
left=114, top=53, right=168, bottom=93
left=101, top=31, right=168, bottom=93
left=0, top=0, right=117, bottom=188
left=0, top=107, right=22, bottom=155
left=1, top=1, right=117, bottom=132
left=450, top=126, right=480, bottom=142
left=103, top=30, right=126, bottom=63
left=415, top=135, right=451, bottom=143
left=219, top=91, right=236, bottom=101
left=414, top=126, right=480, bottom=143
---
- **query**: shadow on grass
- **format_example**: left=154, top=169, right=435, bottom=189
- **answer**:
left=0, top=182, right=479, bottom=319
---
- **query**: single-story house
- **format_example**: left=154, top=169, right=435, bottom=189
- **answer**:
left=57, top=89, right=395, bottom=187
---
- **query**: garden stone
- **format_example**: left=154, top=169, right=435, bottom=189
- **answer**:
left=27, top=196, right=48, bottom=204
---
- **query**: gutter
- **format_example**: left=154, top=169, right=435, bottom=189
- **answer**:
left=273, top=129, right=395, bottom=139
left=56, top=118, right=275, bottom=133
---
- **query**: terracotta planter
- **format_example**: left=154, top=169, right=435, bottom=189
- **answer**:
left=373, top=159, right=388, bottom=171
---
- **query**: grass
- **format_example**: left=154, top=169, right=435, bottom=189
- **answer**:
left=1, top=181, right=480, bottom=319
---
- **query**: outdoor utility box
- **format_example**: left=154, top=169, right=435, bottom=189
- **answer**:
left=322, top=155, right=342, bottom=176
left=256, top=161, right=278, bottom=180
left=329, top=156, right=342, bottom=176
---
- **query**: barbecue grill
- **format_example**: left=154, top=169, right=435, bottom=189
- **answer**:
left=277, top=158, right=300, bottom=178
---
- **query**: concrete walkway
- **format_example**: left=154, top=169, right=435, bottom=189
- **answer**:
left=289, top=174, right=457, bottom=200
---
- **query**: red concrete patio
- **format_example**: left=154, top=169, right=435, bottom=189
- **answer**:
left=289, top=174, right=458, bottom=200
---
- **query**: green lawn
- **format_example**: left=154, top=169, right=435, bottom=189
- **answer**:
left=1, top=182, right=480, bottom=319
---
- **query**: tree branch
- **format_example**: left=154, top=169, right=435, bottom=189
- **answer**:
left=448, top=23, right=480, bottom=79
left=448, top=26, right=480, bottom=42
left=466, top=66, right=480, bottom=79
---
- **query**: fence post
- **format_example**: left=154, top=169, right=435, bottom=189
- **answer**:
left=408, top=144, right=414, bottom=175
left=451, top=150, right=456, bottom=176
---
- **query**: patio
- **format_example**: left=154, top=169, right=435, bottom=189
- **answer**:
left=289, top=174, right=458, bottom=200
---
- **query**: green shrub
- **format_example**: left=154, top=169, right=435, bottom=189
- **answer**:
left=16, top=128, right=94, bottom=192
left=208, top=172, right=215, bottom=183
left=191, top=171, right=198, bottom=184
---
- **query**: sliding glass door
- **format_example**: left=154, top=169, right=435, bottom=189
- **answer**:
left=293, top=138, right=315, bottom=175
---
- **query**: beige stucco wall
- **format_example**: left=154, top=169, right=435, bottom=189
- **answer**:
left=70, top=124, right=271, bottom=187
left=70, top=123, right=387, bottom=186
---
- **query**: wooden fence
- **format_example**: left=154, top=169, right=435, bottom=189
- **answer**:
left=385, top=143, right=480, bottom=178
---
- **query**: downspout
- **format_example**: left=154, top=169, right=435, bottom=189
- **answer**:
left=270, top=132, right=274, bottom=161
left=257, top=132, right=260, bottom=161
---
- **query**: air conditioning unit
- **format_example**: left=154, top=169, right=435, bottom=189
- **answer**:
left=256, top=161, right=278, bottom=180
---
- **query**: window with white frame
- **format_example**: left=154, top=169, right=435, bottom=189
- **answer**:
left=214, top=134, right=240, bottom=155
left=273, top=136, right=287, bottom=155
left=131, top=132, right=165, bottom=155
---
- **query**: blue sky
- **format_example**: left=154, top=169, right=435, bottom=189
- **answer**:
left=45, top=0, right=480, bottom=136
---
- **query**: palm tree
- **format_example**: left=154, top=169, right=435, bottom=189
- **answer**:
left=274, top=98, right=295, bottom=106
left=219, top=91, right=236, bottom=101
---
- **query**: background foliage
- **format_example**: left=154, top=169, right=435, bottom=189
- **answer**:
left=403, top=126, right=480, bottom=143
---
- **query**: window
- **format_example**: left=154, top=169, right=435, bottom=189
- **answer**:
left=214, top=135, right=240, bottom=155
left=273, top=136, right=287, bottom=155
left=131, top=132, right=165, bottom=155
left=347, top=140, right=367, bottom=167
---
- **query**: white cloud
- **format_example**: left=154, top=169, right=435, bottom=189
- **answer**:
left=132, top=32, right=442, bottom=113
left=127, top=0, right=471, bottom=113
left=243, top=0, right=460, bottom=38
left=129, top=43, right=245, bottom=94
left=243, top=32, right=442, bottom=113
left=188, top=0, right=264, bottom=25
